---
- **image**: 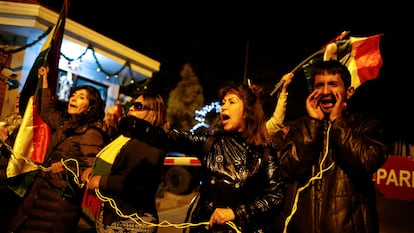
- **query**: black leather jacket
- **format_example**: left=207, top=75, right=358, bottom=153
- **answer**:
left=277, top=114, right=389, bottom=233
left=124, top=117, right=285, bottom=233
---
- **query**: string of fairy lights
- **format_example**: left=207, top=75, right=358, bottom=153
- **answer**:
left=3, top=138, right=241, bottom=232
left=0, top=26, right=134, bottom=82
left=60, top=44, right=133, bottom=80
left=190, top=101, right=221, bottom=134
left=2, top=27, right=222, bottom=131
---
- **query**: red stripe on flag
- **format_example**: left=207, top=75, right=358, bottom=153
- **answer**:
left=352, top=34, right=383, bottom=84
left=31, top=99, right=50, bottom=163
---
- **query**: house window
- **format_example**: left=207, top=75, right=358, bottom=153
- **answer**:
left=56, top=70, right=108, bottom=103
left=74, top=76, right=107, bottom=102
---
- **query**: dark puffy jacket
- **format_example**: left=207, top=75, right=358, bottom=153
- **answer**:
left=124, top=117, right=286, bottom=233
left=98, top=137, right=165, bottom=226
left=7, top=89, right=105, bottom=233
left=277, top=114, right=389, bottom=233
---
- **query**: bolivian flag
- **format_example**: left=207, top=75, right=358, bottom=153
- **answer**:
left=6, top=0, right=68, bottom=197
left=324, top=33, right=384, bottom=89
left=302, top=32, right=383, bottom=93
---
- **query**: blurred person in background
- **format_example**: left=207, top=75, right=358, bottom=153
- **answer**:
left=102, top=100, right=125, bottom=143
left=0, top=95, right=22, bottom=233
left=264, top=72, right=294, bottom=136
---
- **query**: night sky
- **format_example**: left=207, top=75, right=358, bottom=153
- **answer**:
left=39, top=0, right=412, bottom=141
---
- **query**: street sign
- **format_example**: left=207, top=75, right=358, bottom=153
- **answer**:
left=373, top=155, right=414, bottom=201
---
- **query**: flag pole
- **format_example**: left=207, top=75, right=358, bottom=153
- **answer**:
left=269, top=31, right=351, bottom=96
left=243, top=31, right=250, bottom=84
left=269, top=48, right=324, bottom=96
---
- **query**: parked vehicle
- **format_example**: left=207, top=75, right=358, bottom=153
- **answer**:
left=162, top=152, right=201, bottom=195
left=161, top=101, right=220, bottom=195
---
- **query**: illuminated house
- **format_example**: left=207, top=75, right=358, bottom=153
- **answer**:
left=0, top=0, right=160, bottom=118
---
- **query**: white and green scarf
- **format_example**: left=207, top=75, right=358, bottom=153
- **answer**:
left=82, top=135, right=131, bottom=217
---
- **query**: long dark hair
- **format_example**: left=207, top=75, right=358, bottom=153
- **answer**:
left=217, top=82, right=270, bottom=146
left=63, top=85, right=105, bottom=132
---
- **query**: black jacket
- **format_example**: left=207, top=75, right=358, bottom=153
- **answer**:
left=277, top=114, right=388, bottom=233
left=98, top=136, right=166, bottom=226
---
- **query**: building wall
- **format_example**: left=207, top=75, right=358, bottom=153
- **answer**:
left=0, top=32, right=123, bottom=117
left=0, top=42, right=26, bottom=118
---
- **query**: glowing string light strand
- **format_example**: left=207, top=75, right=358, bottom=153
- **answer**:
left=94, top=189, right=241, bottom=232
left=282, top=123, right=335, bottom=233
left=1, top=139, right=241, bottom=231
left=3, top=138, right=82, bottom=187
left=190, top=101, right=221, bottom=134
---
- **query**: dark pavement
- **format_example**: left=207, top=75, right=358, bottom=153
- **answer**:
left=157, top=191, right=196, bottom=233
left=376, top=190, right=414, bottom=233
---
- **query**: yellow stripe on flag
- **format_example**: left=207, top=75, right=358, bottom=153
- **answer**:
left=7, top=96, right=39, bottom=177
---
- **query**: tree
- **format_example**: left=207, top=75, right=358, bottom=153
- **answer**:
left=166, top=63, right=204, bottom=131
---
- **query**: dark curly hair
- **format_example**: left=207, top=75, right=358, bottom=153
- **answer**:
left=63, top=85, right=105, bottom=132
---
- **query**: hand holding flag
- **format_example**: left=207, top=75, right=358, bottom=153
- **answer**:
left=270, top=31, right=352, bottom=96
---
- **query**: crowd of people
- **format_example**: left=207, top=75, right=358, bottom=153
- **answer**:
left=0, top=59, right=390, bottom=233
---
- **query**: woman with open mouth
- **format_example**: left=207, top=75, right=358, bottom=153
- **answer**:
left=122, top=82, right=286, bottom=233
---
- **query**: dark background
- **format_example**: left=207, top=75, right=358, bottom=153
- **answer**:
left=39, top=0, right=412, bottom=142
